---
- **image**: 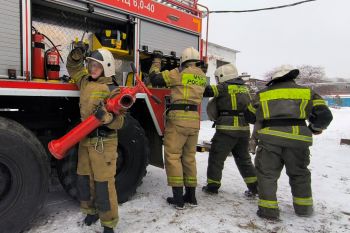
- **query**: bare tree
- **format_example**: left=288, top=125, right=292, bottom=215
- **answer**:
left=296, top=65, right=326, bottom=84
left=263, top=65, right=327, bottom=84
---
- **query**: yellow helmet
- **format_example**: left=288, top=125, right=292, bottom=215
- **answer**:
left=214, top=63, right=239, bottom=83
left=180, top=47, right=200, bottom=65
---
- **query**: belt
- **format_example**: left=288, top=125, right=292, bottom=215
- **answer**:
left=219, top=110, right=243, bottom=116
left=263, top=119, right=306, bottom=127
left=168, top=104, right=198, bottom=112
left=88, top=126, right=116, bottom=138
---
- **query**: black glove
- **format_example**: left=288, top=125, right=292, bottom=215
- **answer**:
left=60, top=75, right=71, bottom=83
left=70, top=47, right=84, bottom=61
left=308, top=124, right=322, bottom=135
left=94, top=104, right=114, bottom=124
left=153, top=50, right=163, bottom=59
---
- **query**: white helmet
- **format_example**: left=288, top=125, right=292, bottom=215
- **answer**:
left=214, top=63, right=239, bottom=83
left=86, top=48, right=116, bottom=77
left=271, top=65, right=299, bottom=80
left=180, top=47, right=200, bottom=65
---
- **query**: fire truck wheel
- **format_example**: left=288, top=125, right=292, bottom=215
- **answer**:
left=56, top=114, right=149, bottom=203
left=0, top=117, right=49, bottom=233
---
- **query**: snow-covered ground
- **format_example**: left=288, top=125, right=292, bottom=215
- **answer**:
left=27, top=108, right=350, bottom=233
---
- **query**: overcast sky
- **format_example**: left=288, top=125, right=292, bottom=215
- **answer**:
left=197, top=0, right=350, bottom=79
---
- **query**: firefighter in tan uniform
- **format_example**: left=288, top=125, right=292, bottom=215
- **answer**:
left=66, top=48, right=124, bottom=233
left=149, top=48, right=207, bottom=209
left=251, top=66, right=333, bottom=220
left=202, top=64, right=257, bottom=196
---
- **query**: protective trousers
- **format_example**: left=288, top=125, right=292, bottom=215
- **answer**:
left=164, top=121, right=199, bottom=187
left=77, top=137, right=119, bottom=228
left=255, top=141, right=313, bottom=218
left=207, top=132, right=257, bottom=188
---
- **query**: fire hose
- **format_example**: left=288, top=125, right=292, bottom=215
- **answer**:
left=48, top=63, right=161, bottom=159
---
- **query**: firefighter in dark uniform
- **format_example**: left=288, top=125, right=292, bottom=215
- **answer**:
left=251, top=65, right=333, bottom=220
left=66, top=48, right=124, bottom=233
left=202, top=63, right=258, bottom=196
left=148, top=47, right=207, bottom=209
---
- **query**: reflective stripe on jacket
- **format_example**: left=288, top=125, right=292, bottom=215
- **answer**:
left=150, top=62, right=207, bottom=129
left=204, top=79, right=256, bottom=137
left=254, top=80, right=332, bottom=147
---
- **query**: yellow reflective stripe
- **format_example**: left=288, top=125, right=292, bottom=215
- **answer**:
left=228, top=85, right=249, bottom=94
left=230, top=93, right=237, bottom=110
left=244, top=176, right=257, bottom=184
left=300, top=99, right=308, bottom=119
left=207, top=178, right=221, bottom=185
left=216, top=125, right=250, bottom=131
left=91, top=91, right=109, bottom=96
left=248, top=103, right=256, bottom=114
left=233, top=116, right=239, bottom=127
left=162, top=70, right=171, bottom=86
left=101, top=218, right=119, bottom=228
left=293, top=197, right=313, bottom=206
left=258, top=128, right=312, bottom=142
left=80, top=207, right=97, bottom=215
left=259, top=88, right=311, bottom=101
left=258, top=199, right=279, bottom=209
left=184, top=177, right=197, bottom=184
left=211, top=85, right=219, bottom=97
left=230, top=87, right=238, bottom=127
left=261, top=101, right=270, bottom=119
left=312, top=99, right=326, bottom=107
left=292, top=126, right=300, bottom=135
left=167, top=114, right=200, bottom=120
left=184, top=84, right=189, bottom=101
left=168, top=176, right=184, bottom=184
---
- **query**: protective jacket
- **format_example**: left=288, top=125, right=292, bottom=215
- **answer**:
left=66, top=52, right=124, bottom=131
left=149, top=62, right=207, bottom=129
left=204, top=78, right=256, bottom=137
left=253, top=80, right=333, bottom=148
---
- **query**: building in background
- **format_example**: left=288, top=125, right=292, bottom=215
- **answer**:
left=201, top=42, right=239, bottom=120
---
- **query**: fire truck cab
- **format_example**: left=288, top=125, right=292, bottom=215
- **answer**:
left=0, top=0, right=207, bottom=232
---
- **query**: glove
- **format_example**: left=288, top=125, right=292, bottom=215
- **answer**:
left=248, top=138, right=258, bottom=154
left=308, top=124, right=323, bottom=135
left=153, top=50, right=163, bottom=59
left=70, top=47, right=84, bottom=61
left=94, top=104, right=114, bottom=125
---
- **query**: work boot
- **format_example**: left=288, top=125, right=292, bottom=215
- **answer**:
left=103, top=226, right=114, bottom=233
left=244, top=182, right=258, bottom=198
left=295, top=205, right=314, bottom=217
left=166, top=187, right=184, bottom=209
left=84, top=214, right=99, bottom=226
left=183, top=187, right=198, bottom=207
left=256, top=208, right=280, bottom=221
left=202, top=184, right=219, bottom=194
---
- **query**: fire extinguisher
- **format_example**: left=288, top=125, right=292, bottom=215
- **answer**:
left=45, top=47, right=60, bottom=81
left=32, top=32, right=45, bottom=79
left=32, top=26, right=64, bottom=81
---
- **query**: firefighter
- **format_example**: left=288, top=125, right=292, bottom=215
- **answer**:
left=252, top=65, right=333, bottom=220
left=201, top=64, right=258, bottom=196
left=66, top=47, right=124, bottom=233
left=148, top=47, right=207, bottom=209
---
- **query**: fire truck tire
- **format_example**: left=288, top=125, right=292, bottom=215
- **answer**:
left=0, top=117, right=49, bottom=233
left=56, top=114, right=149, bottom=203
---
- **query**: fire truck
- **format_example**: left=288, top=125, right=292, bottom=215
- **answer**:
left=0, top=0, right=208, bottom=232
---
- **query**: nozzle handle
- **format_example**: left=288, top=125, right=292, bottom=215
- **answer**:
left=130, top=63, right=162, bottom=105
